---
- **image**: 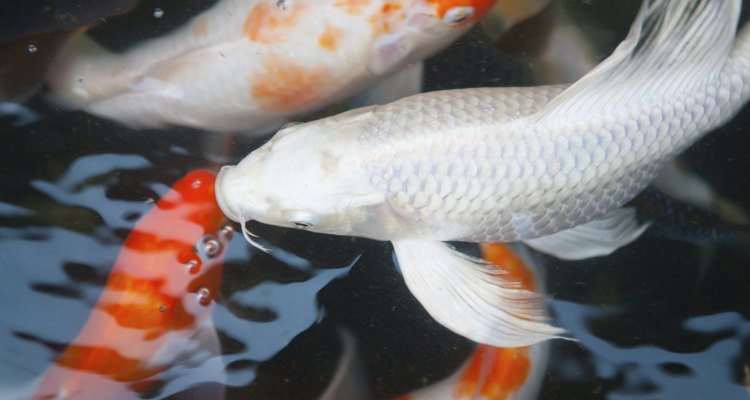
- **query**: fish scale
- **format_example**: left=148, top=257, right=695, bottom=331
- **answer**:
left=359, top=51, right=748, bottom=241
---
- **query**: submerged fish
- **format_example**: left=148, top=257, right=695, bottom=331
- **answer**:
left=32, top=170, right=229, bottom=399
left=0, top=0, right=140, bottom=102
left=216, top=0, right=750, bottom=347
left=632, top=187, right=750, bottom=244
left=48, top=0, right=495, bottom=132
left=322, top=243, right=549, bottom=400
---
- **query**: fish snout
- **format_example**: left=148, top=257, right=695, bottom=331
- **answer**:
left=215, top=166, right=241, bottom=223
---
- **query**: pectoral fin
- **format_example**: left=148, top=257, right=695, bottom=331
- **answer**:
left=523, top=207, right=649, bottom=260
left=392, top=240, right=566, bottom=347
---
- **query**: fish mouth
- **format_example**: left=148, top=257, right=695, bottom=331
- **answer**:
left=215, top=166, right=240, bottom=223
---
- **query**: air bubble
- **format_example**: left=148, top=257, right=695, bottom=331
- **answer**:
left=27, top=44, right=37, bottom=54
left=197, top=288, right=211, bottom=305
left=220, top=225, right=234, bottom=239
left=153, top=8, right=164, bottom=18
left=198, top=234, right=222, bottom=258
left=191, top=179, right=202, bottom=189
left=185, top=259, right=200, bottom=273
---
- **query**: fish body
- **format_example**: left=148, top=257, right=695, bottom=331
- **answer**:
left=217, top=1, right=749, bottom=243
left=216, top=0, right=750, bottom=347
left=48, top=0, right=495, bottom=132
left=32, top=170, right=229, bottom=399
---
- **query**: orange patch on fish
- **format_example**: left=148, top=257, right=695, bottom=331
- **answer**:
left=319, top=25, right=344, bottom=51
left=446, top=243, right=535, bottom=399
left=335, top=0, right=372, bottom=15
left=243, top=3, right=304, bottom=43
left=427, top=0, right=496, bottom=22
left=382, top=2, right=402, bottom=13
left=480, top=243, right=537, bottom=291
left=193, top=18, right=208, bottom=36
left=249, top=53, right=331, bottom=112
left=55, top=344, right=161, bottom=382
left=367, top=1, right=409, bottom=37
left=456, top=345, right=532, bottom=399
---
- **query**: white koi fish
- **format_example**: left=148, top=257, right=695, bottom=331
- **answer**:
left=47, top=0, right=495, bottom=132
left=215, top=0, right=750, bottom=347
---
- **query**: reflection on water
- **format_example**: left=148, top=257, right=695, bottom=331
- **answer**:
left=1, top=0, right=750, bottom=399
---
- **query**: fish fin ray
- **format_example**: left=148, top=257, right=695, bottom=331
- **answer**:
left=523, top=207, right=649, bottom=260
left=532, top=0, right=740, bottom=122
left=392, top=240, right=567, bottom=347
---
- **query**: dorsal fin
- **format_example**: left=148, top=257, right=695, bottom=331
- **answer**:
left=532, top=0, right=741, bottom=123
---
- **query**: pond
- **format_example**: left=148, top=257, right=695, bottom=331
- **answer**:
left=1, top=0, right=749, bottom=399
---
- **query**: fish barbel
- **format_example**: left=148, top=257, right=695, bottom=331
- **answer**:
left=47, top=0, right=495, bottom=132
left=216, top=0, right=750, bottom=347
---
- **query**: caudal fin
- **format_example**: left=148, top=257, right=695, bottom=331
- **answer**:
left=534, top=0, right=741, bottom=122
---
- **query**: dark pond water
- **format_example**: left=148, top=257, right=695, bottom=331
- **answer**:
left=1, top=1, right=750, bottom=399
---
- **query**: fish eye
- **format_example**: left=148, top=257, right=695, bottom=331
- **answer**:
left=284, top=210, right=319, bottom=230
left=443, top=7, right=474, bottom=24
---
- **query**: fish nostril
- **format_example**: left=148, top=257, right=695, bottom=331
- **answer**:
left=215, top=166, right=240, bottom=222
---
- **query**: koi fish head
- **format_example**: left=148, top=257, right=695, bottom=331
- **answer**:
left=367, top=0, right=497, bottom=74
left=216, top=114, right=392, bottom=243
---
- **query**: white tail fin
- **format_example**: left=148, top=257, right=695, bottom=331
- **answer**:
left=392, top=240, right=567, bottom=347
left=534, top=0, right=741, bottom=122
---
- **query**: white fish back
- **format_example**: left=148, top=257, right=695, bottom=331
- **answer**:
left=356, top=0, right=749, bottom=243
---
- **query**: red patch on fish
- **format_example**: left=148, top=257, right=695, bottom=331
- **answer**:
left=249, top=53, right=331, bottom=112
left=31, top=170, right=228, bottom=399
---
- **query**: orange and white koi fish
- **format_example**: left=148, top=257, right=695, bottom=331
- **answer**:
left=31, top=170, right=229, bottom=399
left=323, top=243, right=549, bottom=400
left=48, top=0, right=495, bottom=133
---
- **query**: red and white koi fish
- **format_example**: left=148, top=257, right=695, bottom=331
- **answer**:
left=31, top=170, right=229, bottom=399
left=48, top=0, right=495, bottom=133
left=323, top=243, right=549, bottom=400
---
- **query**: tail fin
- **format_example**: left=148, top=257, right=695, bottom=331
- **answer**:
left=534, top=0, right=741, bottom=121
